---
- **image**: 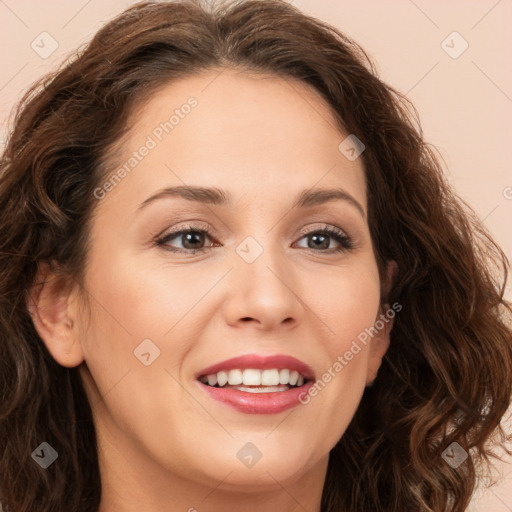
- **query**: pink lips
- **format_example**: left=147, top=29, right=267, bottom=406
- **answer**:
left=196, top=354, right=315, bottom=415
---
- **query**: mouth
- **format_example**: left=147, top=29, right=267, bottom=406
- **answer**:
left=196, top=354, right=315, bottom=414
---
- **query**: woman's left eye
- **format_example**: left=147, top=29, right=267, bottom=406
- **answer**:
left=155, top=224, right=354, bottom=254
left=293, top=226, right=354, bottom=252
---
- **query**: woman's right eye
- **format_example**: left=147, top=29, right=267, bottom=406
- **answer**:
left=156, top=226, right=218, bottom=254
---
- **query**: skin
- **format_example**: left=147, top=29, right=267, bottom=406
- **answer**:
left=29, top=68, right=396, bottom=512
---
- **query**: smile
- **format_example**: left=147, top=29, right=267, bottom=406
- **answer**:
left=196, top=354, right=315, bottom=414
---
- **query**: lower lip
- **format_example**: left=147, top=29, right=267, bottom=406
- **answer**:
left=198, top=381, right=313, bottom=414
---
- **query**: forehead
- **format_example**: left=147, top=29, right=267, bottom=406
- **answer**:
left=97, top=68, right=367, bottom=215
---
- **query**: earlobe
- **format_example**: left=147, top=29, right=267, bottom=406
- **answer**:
left=26, top=262, right=84, bottom=368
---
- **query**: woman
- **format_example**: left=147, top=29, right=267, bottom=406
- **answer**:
left=1, top=1, right=511, bottom=510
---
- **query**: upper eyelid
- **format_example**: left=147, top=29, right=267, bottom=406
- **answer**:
left=158, top=222, right=215, bottom=239
left=160, top=222, right=348, bottom=238
left=296, top=223, right=348, bottom=237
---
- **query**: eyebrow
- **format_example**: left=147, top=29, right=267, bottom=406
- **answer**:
left=137, top=185, right=365, bottom=218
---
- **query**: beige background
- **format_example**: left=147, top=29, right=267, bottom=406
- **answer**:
left=0, top=0, right=511, bottom=509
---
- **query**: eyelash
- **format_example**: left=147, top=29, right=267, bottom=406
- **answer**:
left=155, top=222, right=355, bottom=255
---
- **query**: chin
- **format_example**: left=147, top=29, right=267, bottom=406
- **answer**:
left=194, top=441, right=321, bottom=489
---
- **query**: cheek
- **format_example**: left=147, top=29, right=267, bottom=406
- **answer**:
left=84, top=241, right=221, bottom=341
left=307, top=255, right=381, bottom=353
left=328, top=263, right=381, bottom=380
left=76, top=249, right=165, bottom=403
left=77, top=256, right=196, bottom=452
left=77, top=245, right=214, bottom=409
left=297, top=256, right=381, bottom=434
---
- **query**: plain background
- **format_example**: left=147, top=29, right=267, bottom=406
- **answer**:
left=0, top=0, right=510, bottom=509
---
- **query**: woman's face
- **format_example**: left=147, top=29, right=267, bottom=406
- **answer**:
left=69, top=69, right=394, bottom=492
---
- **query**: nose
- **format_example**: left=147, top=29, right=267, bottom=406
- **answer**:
left=222, top=240, right=305, bottom=331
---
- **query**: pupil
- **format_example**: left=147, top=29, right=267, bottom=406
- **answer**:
left=184, top=232, right=204, bottom=249
left=310, top=233, right=328, bottom=249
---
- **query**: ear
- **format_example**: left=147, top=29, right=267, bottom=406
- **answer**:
left=366, top=260, right=398, bottom=386
left=26, top=262, right=84, bottom=368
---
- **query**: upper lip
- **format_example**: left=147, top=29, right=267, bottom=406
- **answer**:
left=196, top=354, right=316, bottom=381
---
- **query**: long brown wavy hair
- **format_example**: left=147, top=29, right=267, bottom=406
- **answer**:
left=1, top=1, right=511, bottom=510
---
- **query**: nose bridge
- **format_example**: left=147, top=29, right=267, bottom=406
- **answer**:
left=225, top=231, right=303, bottom=328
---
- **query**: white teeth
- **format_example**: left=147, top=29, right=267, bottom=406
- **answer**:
left=200, top=368, right=307, bottom=388
left=242, top=369, right=261, bottom=386
left=228, top=369, right=243, bottom=385
left=261, top=369, right=280, bottom=386
left=217, top=370, right=228, bottom=387
left=279, top=369, right=290, bottom=385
